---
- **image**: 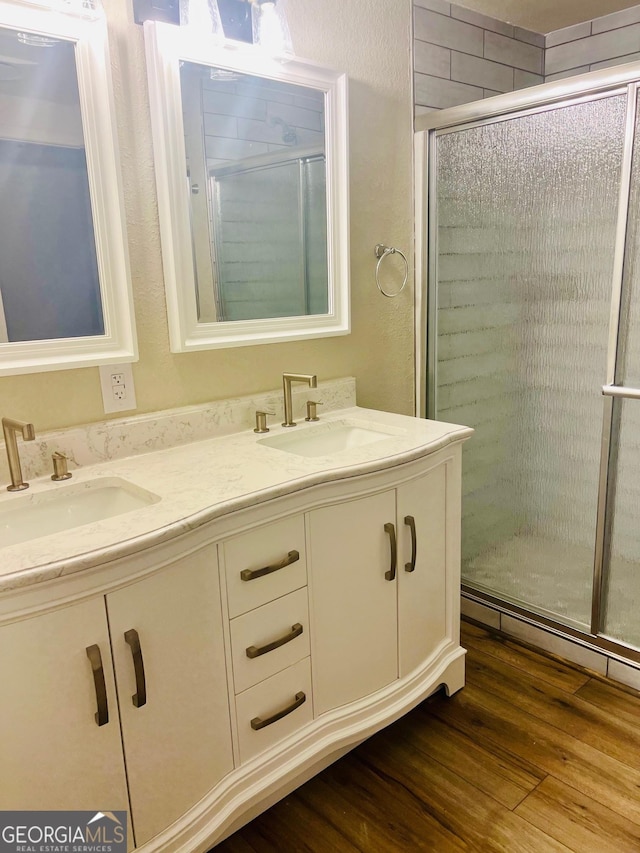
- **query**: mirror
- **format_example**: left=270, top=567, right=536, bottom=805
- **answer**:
left=0, top=0, right=136, bottom=375
left=145, top=21, right=349, bottom=351
left=181, top=62, right=328, bottom=324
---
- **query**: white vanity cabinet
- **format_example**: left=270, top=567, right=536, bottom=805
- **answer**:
left=0, top=416, right=470, bottom=853
left=310, top=456, right=452, bottom=715
left=0, top=543, right=233, bottom=848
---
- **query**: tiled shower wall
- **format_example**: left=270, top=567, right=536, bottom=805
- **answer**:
left=414, top=1, right=640, bottom=116
left=413, top=0, right=544, bottom=116
left=546, top=6, right=640, bottom=80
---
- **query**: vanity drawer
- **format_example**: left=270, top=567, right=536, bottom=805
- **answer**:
left=235, top=657, right=312, bottom=763
left=230, top=588, right=310, bottom=694
left=223, top=516, right=307, bottom=617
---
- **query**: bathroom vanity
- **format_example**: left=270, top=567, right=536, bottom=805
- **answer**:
left=0, top=391, right=471, bottom=852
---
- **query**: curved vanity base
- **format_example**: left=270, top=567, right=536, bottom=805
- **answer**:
left=141, top=644, right=466, bottom=853
left=441, top=652, right=466, bottom=697
left=2, top=410, right=471, bottom=851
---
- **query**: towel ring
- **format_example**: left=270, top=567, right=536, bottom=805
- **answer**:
left=375, top=244, right=408, bottom=298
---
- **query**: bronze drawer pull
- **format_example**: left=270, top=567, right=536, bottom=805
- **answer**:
left=250, top=691, right=306, bottom=730
left=404, top=515, right=417, bottom=572
left=246, top=623, right=304, bottom=659
left=384, top=522, right=397, bottom=581
left=86, top=644, right=108, bottom=727
left=124, top=629, right=147, bottom=708
left=241, top=549, right=299, bottom=582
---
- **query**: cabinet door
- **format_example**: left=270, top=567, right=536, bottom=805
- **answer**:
left=310, top=490, right=398, bottom=715
left=397, top=463, right=448, bottom=678
left=0, top=597, right=129, bottom=815
left=107, top=544, right=233, bottom=846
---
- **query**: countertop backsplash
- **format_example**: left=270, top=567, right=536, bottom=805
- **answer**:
left=1, top=377, right=356, bottom=483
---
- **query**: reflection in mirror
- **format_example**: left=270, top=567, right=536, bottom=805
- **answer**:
left=0, top=31, right=102, bottom=342
left=145, top=20, right=349, bottom=351
left=180, top=63, right=328, bottom=323
left=0, top=1, right=136, bottom=375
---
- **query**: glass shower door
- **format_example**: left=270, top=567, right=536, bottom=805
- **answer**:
left=603, top=401, right=640, bottom=648
left=602, top=90, right=640, bottom=651
left=433, top=95, right=627, bottom=630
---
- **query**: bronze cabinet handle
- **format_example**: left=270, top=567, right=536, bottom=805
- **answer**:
left=246, top=623, right=303, bottom=659
left=124, top=629, right=147, bottom=708
left=404, top=515, right=417, bottom=572
left=86, top=644, right=109, bottom=727
left=384, top=522, right=397, bottom=581
left=240, top=549, right=299, bottom=582
left=250, top=691, right=306, bottom=730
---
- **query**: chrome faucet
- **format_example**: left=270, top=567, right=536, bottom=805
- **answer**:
left=2, top=417, right=36, bottom=491
left=282, top=373, right=317, bottom=427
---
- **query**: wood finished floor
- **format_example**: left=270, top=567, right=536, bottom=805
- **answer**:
left=215, top=621, right=640, bottom=852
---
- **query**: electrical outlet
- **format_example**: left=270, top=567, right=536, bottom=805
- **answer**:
left=99, top=363, right=137, bottom=414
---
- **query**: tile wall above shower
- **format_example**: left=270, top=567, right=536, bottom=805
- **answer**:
left=413, top=0, right=543, bottom=116
left=414, top=1, right=640, bottom=117
left=546, top=6, right=640, bottom=80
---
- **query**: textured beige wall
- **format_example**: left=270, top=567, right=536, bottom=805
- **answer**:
left=456, top=0, right=640, bottom=32
left=0, top=0, right=414, bottom=431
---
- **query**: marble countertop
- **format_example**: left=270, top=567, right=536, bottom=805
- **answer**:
left=0, top=407, right=472, bottom=592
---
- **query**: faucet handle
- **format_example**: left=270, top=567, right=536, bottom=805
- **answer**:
left=51, top=451, right=72, bottom=481
left=254, top=410, right=275, bottom=434
left=305, top=401, right=323, bottom=422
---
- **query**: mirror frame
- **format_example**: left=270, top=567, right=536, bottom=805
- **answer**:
left=144, top=20, right=350, bottom=351
left=0, top=0, right=137, bottom=376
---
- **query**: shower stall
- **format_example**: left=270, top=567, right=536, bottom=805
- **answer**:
left=415, top=64, right=640, bottom=665
left=209, top=151, right=328, bottom=322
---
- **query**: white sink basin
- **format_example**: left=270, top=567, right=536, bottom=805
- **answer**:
left=0, top=477, right=160, bottom=548
left=258, top=420, right=403, bottom=458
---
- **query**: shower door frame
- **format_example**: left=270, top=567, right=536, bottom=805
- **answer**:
left=415, top=62, right=640, bottom=666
